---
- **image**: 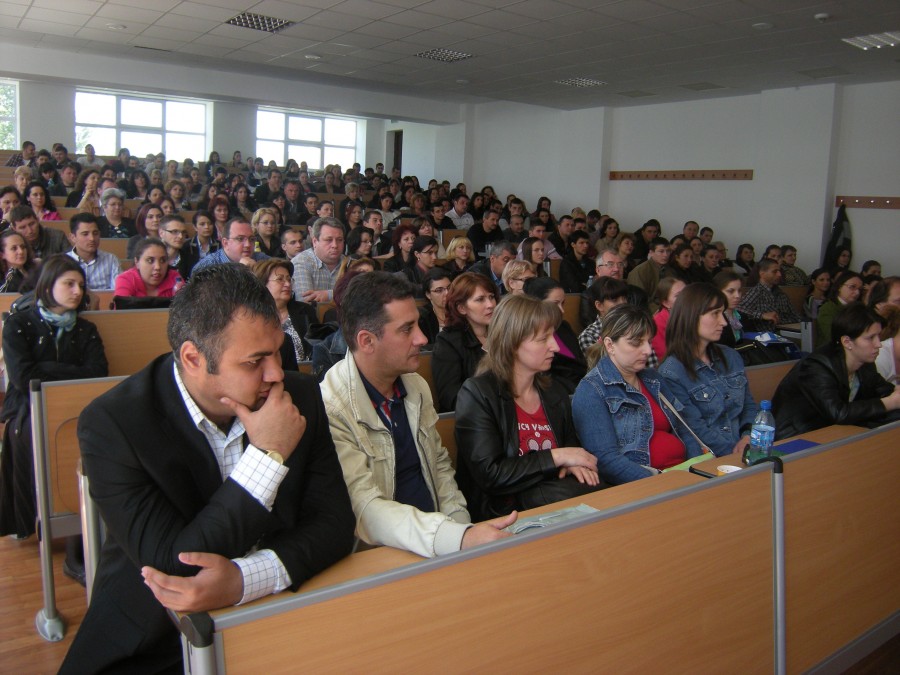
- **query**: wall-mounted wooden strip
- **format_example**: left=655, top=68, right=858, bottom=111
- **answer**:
left=609, top=169, right=753, bottom=181
left=834, top=196, right=899, bottom=210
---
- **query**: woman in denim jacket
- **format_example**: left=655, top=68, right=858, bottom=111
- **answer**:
left=573, top=305, right=702, bottom=485
left=659, top=283, right=759, bottom=457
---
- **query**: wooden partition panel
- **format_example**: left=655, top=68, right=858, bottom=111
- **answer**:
left=745, top=361, right=794, bottom=403
left=783, top=426, right=900, bottom=672
left=563, top=293, right=582, bottom=333
left=82, top=309, right=170, bottom=376
left=217, top=470, right=775, bottom=672
left=42, top=378, right=124, bottom=516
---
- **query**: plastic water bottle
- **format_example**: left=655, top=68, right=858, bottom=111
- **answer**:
left=744, top=400, right=775, bottom=465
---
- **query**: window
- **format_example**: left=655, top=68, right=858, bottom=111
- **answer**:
left=255, top=109, right=357, bottom=170
left=0, top=80, right=18, bottom=150
left=75, top=91, right=207, bottom=160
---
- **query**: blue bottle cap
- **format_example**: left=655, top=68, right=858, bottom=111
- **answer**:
left=760, top=400, right=772, bottom=410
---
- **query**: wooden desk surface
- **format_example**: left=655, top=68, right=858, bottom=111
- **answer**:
left=209, top=470, right=703, bottom=618
left=689, top=425, right=867, bottom=477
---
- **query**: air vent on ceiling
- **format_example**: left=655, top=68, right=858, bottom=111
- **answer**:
left=617, top=90, right=656, bottom=98
left=679, top=82, right=725, bottom=91
left=415, top=48, right=472, bottom=63
left=841, top=31, right=899, bottom=50
left=227, top=12, right=295, bottom=34
left=555, top=77, right=607, bottom=88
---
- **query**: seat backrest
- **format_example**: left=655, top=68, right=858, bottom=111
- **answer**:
left=745, top=361, right=794, bottom=403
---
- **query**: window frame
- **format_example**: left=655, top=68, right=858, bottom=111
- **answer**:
left=74, top=89, right=208, bottom=160
left=0, top=79, right=19, bottom=150
left=255, top=107, right=357, bottom=170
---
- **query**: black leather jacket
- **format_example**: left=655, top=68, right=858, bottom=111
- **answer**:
left=432, top=325, right=485, bottom=412
left=772, top=345, right=898, bottom=439
left=455, top=372, right=599, bottom=520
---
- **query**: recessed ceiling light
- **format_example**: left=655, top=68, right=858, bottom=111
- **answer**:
left=227, top=12, right=294, bottom=34
left=304, top=54, right=321, bottom=61
left=555, top=77, right=607, bottom=88
left=415, top=48, right=472, bottom=63
left=752, top=22, right=774, bottom=31
left=841, top=31, right=900, bottom=50
left=106, top=23, right=127, bottom=30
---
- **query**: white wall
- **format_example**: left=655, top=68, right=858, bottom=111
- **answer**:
left=211, top=102, right=256, bottom=162
left=19, top=81, right=76, bottom=149
left=384, top=120, right=437, bottom=182
left=467, top=102, right=606, bottom=211
left=833, top=81, right=900, bottom=275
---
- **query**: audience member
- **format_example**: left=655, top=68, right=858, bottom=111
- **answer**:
left=432, top=272, right=497, bottom=412
left=501, top=260, right=537, bottom=296
left=455, top=294, right=601, bottom=520
left=815, top=270, right=863, bottom=348
left=291, top=217, right=346, bottom=302
left=382, top=222, right=417, bottom=274
left=60, top=263, right=354, bottom=673
left=442, top=235, right=475, bottom=278
left=252, top=207, right=284, bottom=258
left=875, top=305, right=900, bottom=385
left=66, top=213, right=121, bottom=290
left=523, top=277, right=586, bottom=394
left=115, top=237, right=181, bottom=298
left=780, top=245, right=809, bottom=286
left=446, top=190, right=474, bottom=228
left=24, top=181, right=60, bottom=221
left=737, top=258, right=801, bottom=329
left=627, top=237, right=670, bottom=310
left=578, top=276, right=628, bottom=351
left=773, top=303, right=900, bottom=439
left=0, top=229, right=37, bottom=293
left=573, top=304, right=702, bottom=485
left=659, top=283, right=759, bottom=457
left=253, top=259, right=316, bottom=370
left=559, top=230, right=593, bottom=293
left=403, top=235, right=440, bottom=292
left=8, top=205, right=68, bottom=259
left=650, top=277, right=686, bottom=361
left=520, top=236, right=547, bottom=278
left=191, top=217, right=269, bottom=276
left=733, top=243, right=755, bottom=276
left=418, top=267, right=452, bottom=345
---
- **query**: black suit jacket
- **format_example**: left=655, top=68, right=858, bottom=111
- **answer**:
left=61, top=354, right=355, bottom=674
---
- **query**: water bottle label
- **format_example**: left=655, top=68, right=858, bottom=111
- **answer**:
left=750, top=425, right=774, bottom=448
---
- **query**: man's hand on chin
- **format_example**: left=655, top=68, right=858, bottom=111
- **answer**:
left=142, top=552, right=244, bottom=612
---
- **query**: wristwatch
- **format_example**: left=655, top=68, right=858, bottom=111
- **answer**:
left=261, top=448, right=284, bottom=465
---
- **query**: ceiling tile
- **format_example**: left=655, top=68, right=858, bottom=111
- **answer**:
left=247, top=1, right=322, bottom=22
left=327, top=32, right=389, bottom=49
left=152, top=13, right=220, bottom=32
left=330, top=0, right=405, bottom=20
left=97, top=4, right=165, bottom=24
left=0, top=15, right=21, bottom=28
left=75, top=26, right=138, bottom=42
left=278, top=22, right=345, bottom=41
left=132, top=35, right=188, bottom=50
left=18, top=19, right=80, bottom=36
left=192, top=32, right=256, bottom=49
left=24, top=7, right=92, bottom=27
left=177, top=42, right=232, bottom=57
left=414, top=0, right=489, bottom=21
left=169, top=2, right=237, bottom=22
left=353, top=20, right=420, bottom=39
left=470, top=9, right=539, bottom=30
left=301, top=10, right=372, bottom=31
left=380, top=10, right=454, bottom=29
left=0, top=4, right=27, bottom=18
left=84, top=16, right=151, bottom=35
left=114, top=0, right=181, bottom=9
left=141, top=24, right=199, bottom=42
left=593, top=1, right=675, bottom=21
left=33, top=0, right=102, bottom=13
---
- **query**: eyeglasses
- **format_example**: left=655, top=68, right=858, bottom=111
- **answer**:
left=228, top=235, right=253, bottom=244
left=429, top=286, right=450, bottom=294
left=599, top=261, right=626, bottom=269
left=162, top=229, right=187, bottom=237
left=268, top=275, right=291, bottom=285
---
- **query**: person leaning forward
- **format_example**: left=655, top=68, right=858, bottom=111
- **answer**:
left=320, top=272, right=517, bottom=558
left=60, top=263, right=354, bottom=674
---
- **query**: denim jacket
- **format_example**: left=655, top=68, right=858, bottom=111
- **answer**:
left=658, top=346, right=758, bottom=457
left=572, top=357, right=702, bottom=485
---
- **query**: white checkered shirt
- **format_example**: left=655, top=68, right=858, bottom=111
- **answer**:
left=173, top=363, right=292, bottom=604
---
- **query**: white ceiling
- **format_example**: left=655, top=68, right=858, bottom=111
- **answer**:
left=1, top=0, right=898, bottom=110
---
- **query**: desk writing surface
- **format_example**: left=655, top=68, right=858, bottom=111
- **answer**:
left=208, top=470, right=703, bottom=619
left=689, top=425, right=867, bottom=477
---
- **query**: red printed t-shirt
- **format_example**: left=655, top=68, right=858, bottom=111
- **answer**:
left=515, top=402, right=558, bottom=456
left=639, top=381, right=686, bottom=470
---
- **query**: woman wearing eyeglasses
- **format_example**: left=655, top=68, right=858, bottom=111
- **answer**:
left=254, top=259, right=316, bottom=371
left=816, top=270, right=864, bottom=348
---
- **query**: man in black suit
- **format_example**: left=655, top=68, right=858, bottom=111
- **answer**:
left=61, top=263, right=355, bottom=674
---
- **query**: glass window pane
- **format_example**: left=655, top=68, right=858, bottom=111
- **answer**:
left=0, top=120, right=14, bottom=151
left=0, top=83, right=15, bottom=117
left=287, top=145, right=321, bottom=170
left=166, top=101, right=205, bottom=133
left=256, top=140, right=284, bottom=166
left=75, top=126, right=117, bottom=156
left=75, top=92, right=116, bottom=125
left=323, top=146, right=355, bottom=169
left=166, top=133, right=205, bottom=164
left=288, top=117, right=321, bottom=142
left=121, top=99, right=162, bottom=127
left=257, top=110, right=285, bottom=140
left=324, top=119, right=356, bottom=146
left=120, top=131, right=162, bottom=158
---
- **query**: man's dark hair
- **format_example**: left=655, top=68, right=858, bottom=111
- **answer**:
left=449, top=189, right=467, bottom=203
left=267, top=168, right=282, bottom=178
left=586, top=276, right=628, bottom=306
left=569, top=230, right=590, bottom=245
left=488, top=241, right=516, bottom=258
left=757, top=258, right=779, bottom=274
left=341, top=272, right=416, bottom=352
left=523, top=276, right=563, bottom=300
left=700, top=226, right=714, bottom=236
left=159, top=214, right=185, bottom=230
left=223, top=217, right=249, bottom=239
left=168, top=263, right=278, bottom=373
left=70, top=212, right=99, bottom=234
left=22, top=140, right=35, bottom=150
left=0, top=185, right=21, bottom=202
left=8, top=205, right=36, bottom=224
left=649, top=237, right=670, bottom=251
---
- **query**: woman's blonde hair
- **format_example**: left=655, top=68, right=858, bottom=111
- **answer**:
left=445, top=236, right=475, bottom=263
left=501, top=260, right=535, bottom=289
left=477, top=294, right=561, bottom=394
left=251, top=207, right=279, bottom=231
